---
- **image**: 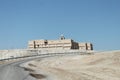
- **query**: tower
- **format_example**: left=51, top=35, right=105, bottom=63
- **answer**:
left=60, top=34, right=65, bottom=40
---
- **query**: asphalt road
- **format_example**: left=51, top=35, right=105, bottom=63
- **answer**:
left=0, top=54, right=59, bottom=80
left=0, top=57, right=40, bottom=80
left=0, top=52, right=88, bottom=80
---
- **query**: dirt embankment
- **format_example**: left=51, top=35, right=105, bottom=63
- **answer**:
left=21, top=51, right=120, bottom=80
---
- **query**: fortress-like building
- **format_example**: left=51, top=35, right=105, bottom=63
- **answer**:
left=28, top=35, right=93, bottom=50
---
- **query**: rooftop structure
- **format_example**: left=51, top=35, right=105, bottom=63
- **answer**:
left=28, top=35, right=93, bottom=50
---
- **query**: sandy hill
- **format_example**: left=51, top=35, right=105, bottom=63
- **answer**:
left=22, top=50, right=120, bottom=80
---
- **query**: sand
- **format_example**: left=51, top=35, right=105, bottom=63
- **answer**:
left=21, top=50, right=120, bottom=80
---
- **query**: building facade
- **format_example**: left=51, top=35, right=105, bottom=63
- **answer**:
left=28, top=36, right=93, bottom=50
left=78, top=43, right=93, bottom=50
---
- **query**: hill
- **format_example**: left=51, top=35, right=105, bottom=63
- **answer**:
left=21, top=50, right=120, bottom=80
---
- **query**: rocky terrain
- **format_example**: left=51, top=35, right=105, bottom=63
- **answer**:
left=21, top=50, right=120, bottom=80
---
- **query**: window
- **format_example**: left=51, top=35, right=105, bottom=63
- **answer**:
left=44, top=40, right=48, bottom=45
left=37, top=45, right=39, bottom=48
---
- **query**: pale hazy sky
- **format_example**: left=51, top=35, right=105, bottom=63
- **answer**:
left=0, top=0, right=120, bottom=50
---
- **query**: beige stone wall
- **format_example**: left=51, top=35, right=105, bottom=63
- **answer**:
left=78, top=43, right=93, bottom=50
left=28, top=38, right=93, bottom=50
left=0, top=49, right=29, bottom=59
left=28, top=39, right=72, bottom=49
left=86, top=43, right=93, bottom=50
left=79, top=43, right=87, bottom=50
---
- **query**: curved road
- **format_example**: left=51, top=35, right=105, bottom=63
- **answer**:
left=0, top=52, right=88, bottom=80
left=0, top=57, right=42, bottom=80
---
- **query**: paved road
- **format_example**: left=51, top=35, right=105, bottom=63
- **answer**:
left=0, top=58, right=39, bottom=80
left=0, top=52, right=89, bottom=80
left=0, top=54, right=60, bottom=80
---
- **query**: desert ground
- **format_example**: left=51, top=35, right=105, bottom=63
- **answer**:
left=21, top=50, right=120, bottom=80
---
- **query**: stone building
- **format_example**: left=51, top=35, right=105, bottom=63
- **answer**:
left=28, top=35, right=93, bottom=50
left=79, top=43, right=93, bottom=50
